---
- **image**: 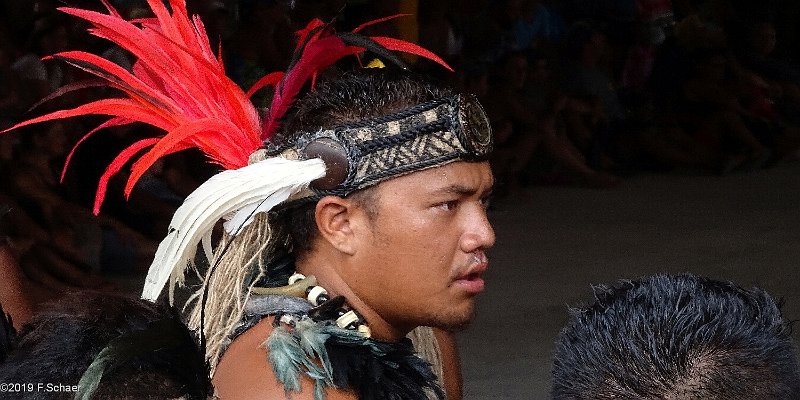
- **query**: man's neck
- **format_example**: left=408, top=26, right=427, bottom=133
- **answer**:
left=296, top=257, right=410, bottom=342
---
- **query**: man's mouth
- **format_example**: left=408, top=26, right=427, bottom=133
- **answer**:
left=454, top=272, right=486, bottom=294
left=454, top=252, right=488, bottom=294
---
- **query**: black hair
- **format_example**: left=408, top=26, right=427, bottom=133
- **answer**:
left=0, top=292, right=209, bottom=400
left=271, top=69, right=454, bottom=256
left=551, top=273, right=800, bottom=400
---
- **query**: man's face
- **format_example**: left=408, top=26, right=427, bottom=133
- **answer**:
left=347, top=161, right=495, bottom=332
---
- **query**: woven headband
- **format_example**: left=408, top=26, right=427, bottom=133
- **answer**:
left=269, top=93, right=493, bottom=199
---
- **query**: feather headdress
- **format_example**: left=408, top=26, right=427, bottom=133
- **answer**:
left=0, top=0, right=452, bottom=305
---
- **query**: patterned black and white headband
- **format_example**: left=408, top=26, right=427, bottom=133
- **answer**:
left=143, top=94, right=492, bottom=301
left=268, top=93, right=493, bottom=200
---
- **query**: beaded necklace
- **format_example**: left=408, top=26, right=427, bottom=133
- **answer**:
left=253, top=272, right=372, bottom=338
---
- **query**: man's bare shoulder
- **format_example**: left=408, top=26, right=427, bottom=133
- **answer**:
left=212, top=318, right=357, bottom=400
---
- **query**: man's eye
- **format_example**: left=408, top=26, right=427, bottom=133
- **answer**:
left=435, top=200, right=458, bottom=211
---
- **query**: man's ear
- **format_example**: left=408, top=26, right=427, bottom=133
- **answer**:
left=314, top=196, right=362, bottom=255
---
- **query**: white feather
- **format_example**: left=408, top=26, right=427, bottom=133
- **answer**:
left=141, top=157, right=326, bottom=302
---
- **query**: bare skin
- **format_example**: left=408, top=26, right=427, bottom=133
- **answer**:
left=0, top=243, right=33, bottom=327
left=213, top=161, right=495, bottom=398
left=435, top=327, right=464, bottom=399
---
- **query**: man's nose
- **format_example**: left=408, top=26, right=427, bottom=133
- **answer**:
left=462, top=207, right=495, bottom=252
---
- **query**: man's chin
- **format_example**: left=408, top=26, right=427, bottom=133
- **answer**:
left=426, top=309, right=475, bottom=332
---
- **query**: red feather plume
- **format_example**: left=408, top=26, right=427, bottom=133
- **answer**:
left=1, top=0, right=262, bottom=214
left=0, top=0, right=452, bottom=215
left=260, top=15, right=453, bottom=140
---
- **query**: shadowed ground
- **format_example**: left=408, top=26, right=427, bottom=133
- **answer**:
left=460, top=162, right=800, bottom=399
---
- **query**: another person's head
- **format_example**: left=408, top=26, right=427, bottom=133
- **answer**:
left=527, top=53, right=552, bottom=84
left=0, top=292, right=209, bottom=399
left=462, top=64, right=490, bottom=98
left=495, top=51, right=528, bottom=90
left=745, top=21, right=777, bottom=57
left=552, top=273, right=800, bottom=400
left=563, top=22, right=608, bottom=67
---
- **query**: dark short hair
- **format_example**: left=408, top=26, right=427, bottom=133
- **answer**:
left=552, top=273, right=800, bottom=400
left=272, top=70, right=454, bottom=256
left=0, top=292, right=208, bottom=400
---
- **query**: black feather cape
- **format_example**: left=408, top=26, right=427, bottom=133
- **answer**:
left=235, top=294, right=445, bottom=400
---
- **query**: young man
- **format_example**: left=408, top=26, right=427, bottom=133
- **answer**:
left=208, top=71, right=495, bottom=399
left=2, top=2, right=494, bottom=398
left=552, top=273, right=800, bottom=400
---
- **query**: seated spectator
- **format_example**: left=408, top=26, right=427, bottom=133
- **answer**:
left=560, top=22, right=647, bottom=172
left=736, top=21, right=800, bottom=107
left=513, top=0, right=566, bottom=53
left=620, top=0, right=675, bottom=93
left=225, top=0, right=293, bottom=106
left=460, top=0, right=520, bottom=65
left=0, top=33, right=25, bottom=124
left=417, top=0, right=464, bottom=77
left=1, top=132, right=110, bottom=316
left=484, top=50, right=618, bottom=189
left=4, top=122, right=157, bottom=275
left=675, top=49, right=773, bottom=169
left=643, top=13, right=786, bottom=174
left=731, top=21, right=800, bottom=160
left=525, top=52, right=622, bottom=179
left=552, top=273, right=800, bottom=399
left=0, top=292, right=210, bottom=400
left=10, top=13, right=71, bottom=107
left=0, top=198, right=113, bottom=317
left=484, top=51, right=542, bottom=191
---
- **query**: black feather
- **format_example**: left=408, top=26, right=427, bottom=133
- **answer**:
left=76, top=310, right=210, bottom=400
left=326, top=335, right=444, bottom=400
left=336, top=32, right=410, bottom=70
left=284, top=23, right=331, bottom=78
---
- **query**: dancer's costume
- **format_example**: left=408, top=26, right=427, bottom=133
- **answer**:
left=2, top=1, right=493, bottom=399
